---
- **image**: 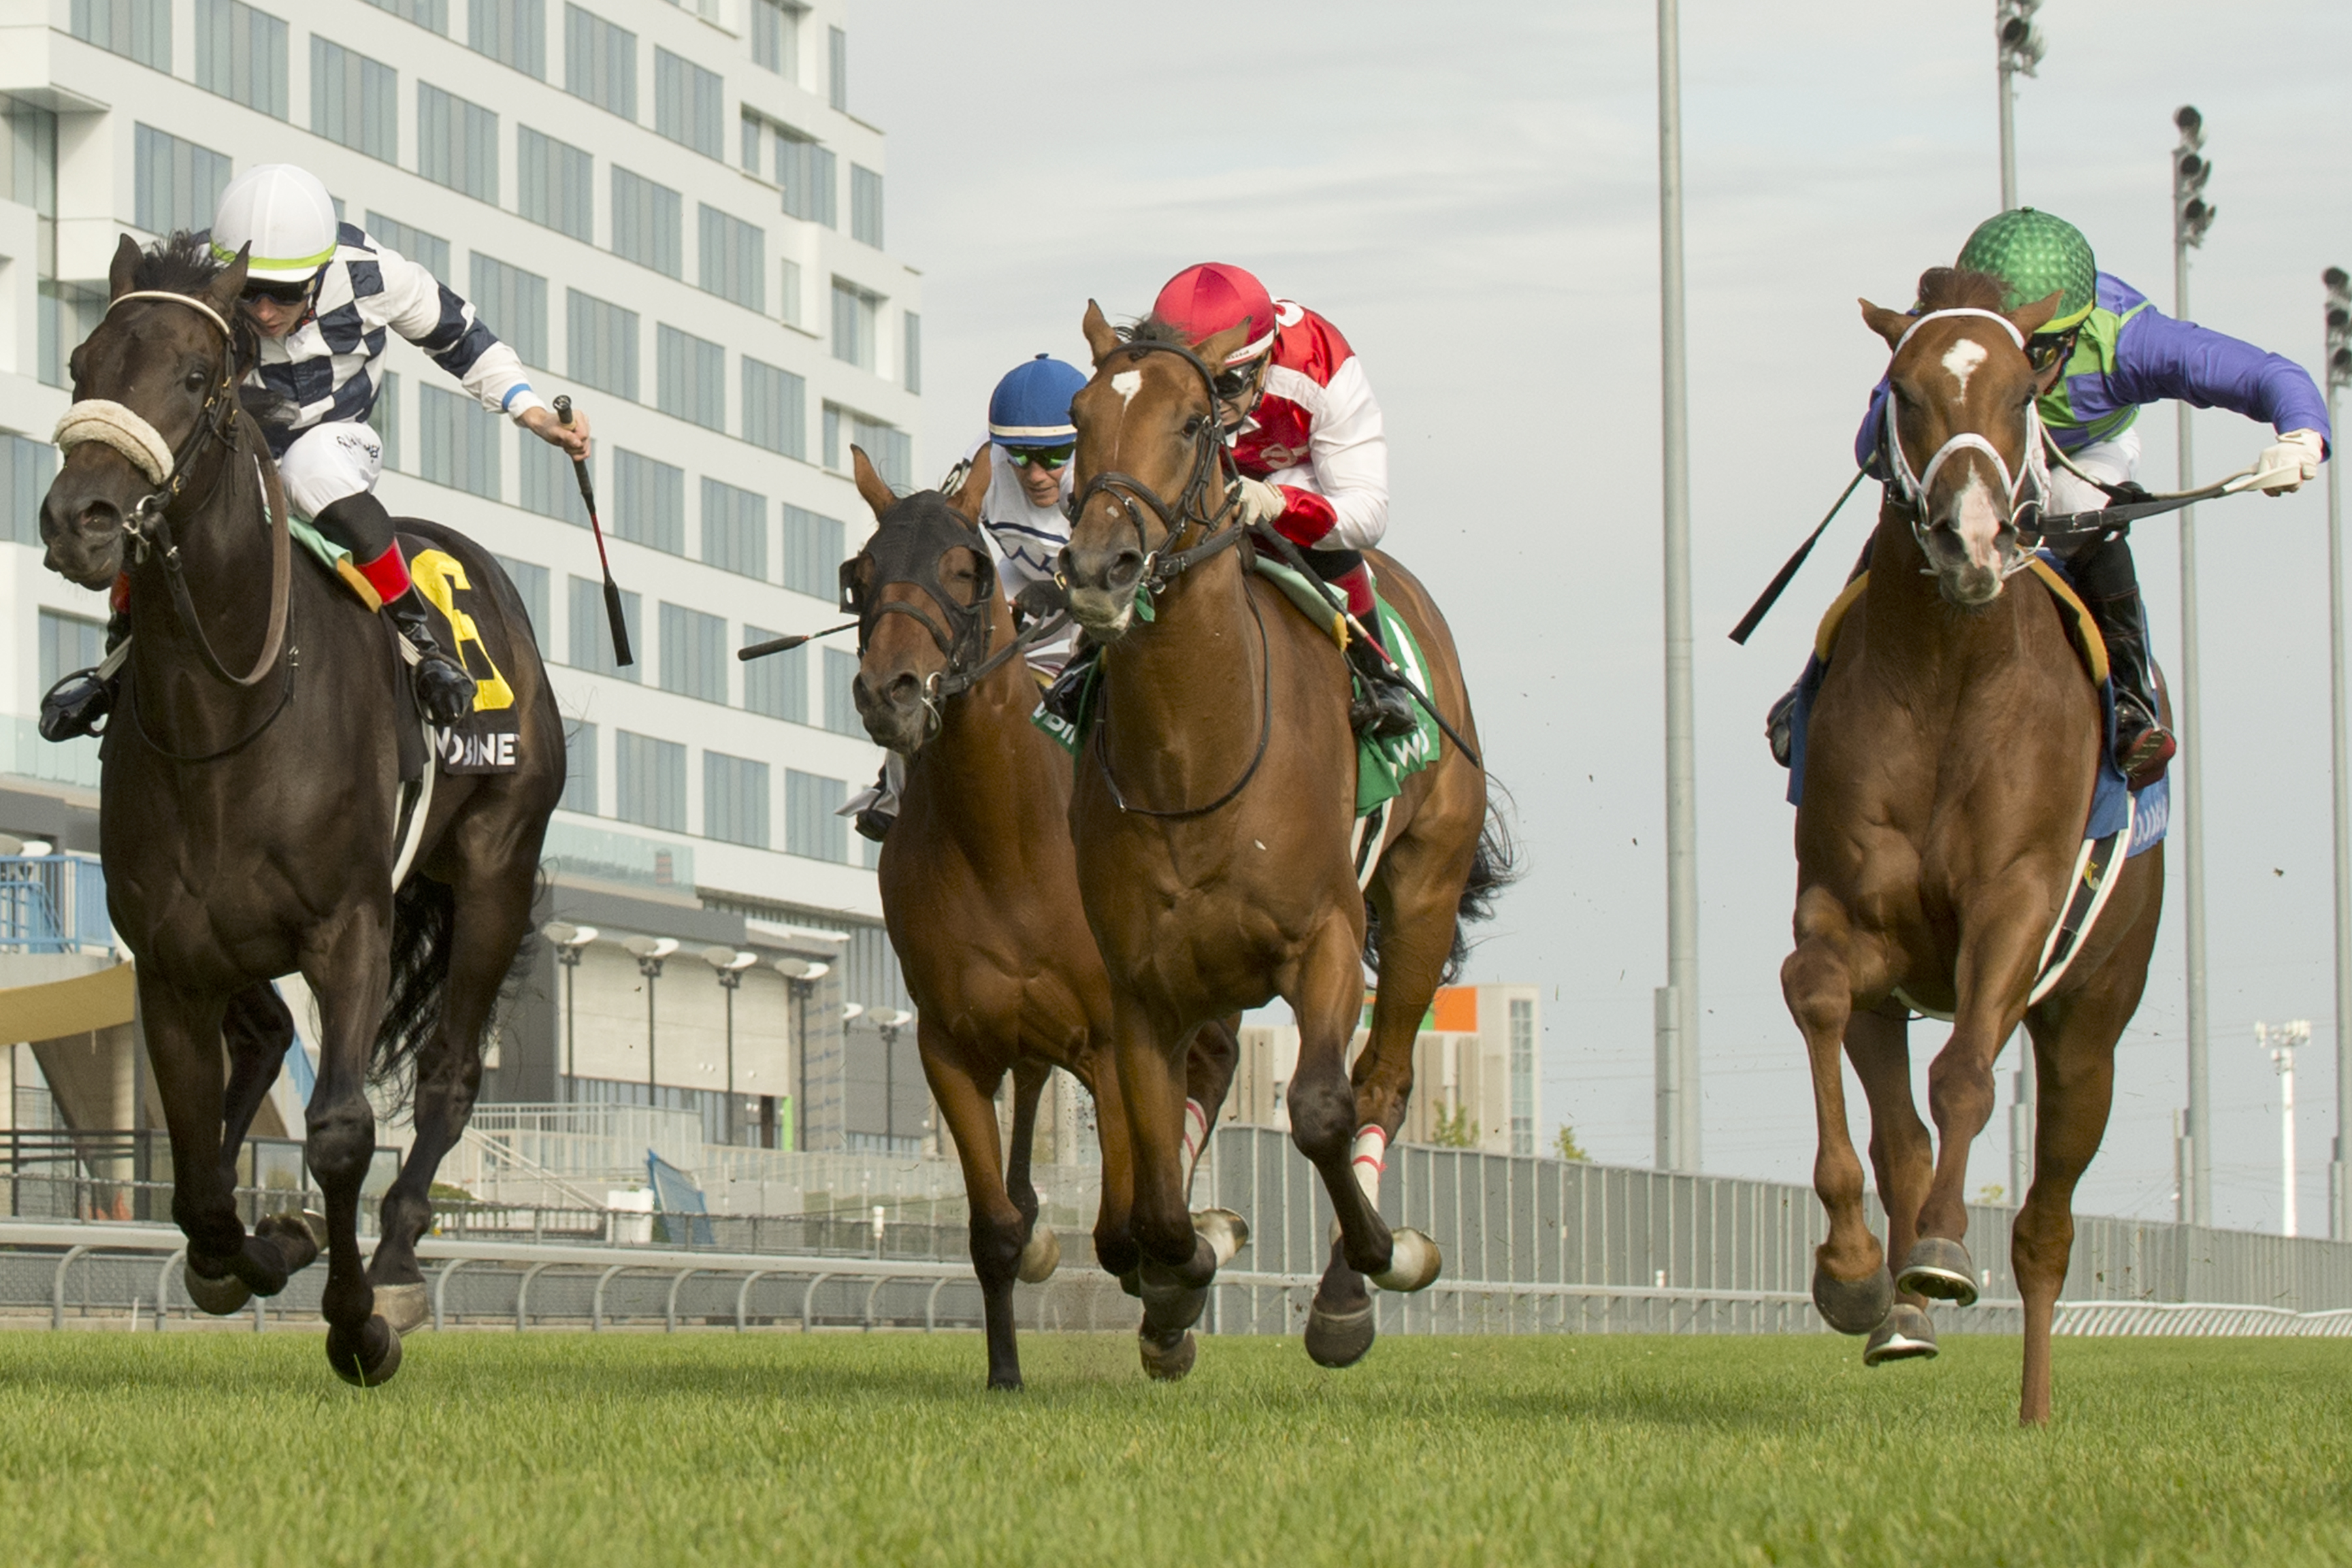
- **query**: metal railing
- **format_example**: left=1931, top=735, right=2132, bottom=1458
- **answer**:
left=0, top=853, right=110, bottom=953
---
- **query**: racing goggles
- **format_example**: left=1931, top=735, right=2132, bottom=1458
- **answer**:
left=2025, top=327, right=2078, bottom=376
left=241, top=272, right=321, bottom=308
left=1213, top=357, right=1266, bottom=402
left=1006, top=444, right=1074, bottom=469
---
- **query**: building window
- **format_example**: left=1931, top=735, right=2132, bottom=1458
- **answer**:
left=902, top=312, right=921, bottom=395
left=362, top=0, right=447, bottom=32
left=659, top=603, right=727, bottom=704
left=653, top=48, right=724, bottom=160
left=821, top=648, right=860, bottom=737
left=704, top=753, right=770, bottom=849
left=830, top=280, right=879, bottom=370
left=568, top=574, right=639, bottom=679
left=611, top=167, right=682, bottom=278
left=490, top=553, right=549, bottom=653
left=787, top=769, right=847, bottom=862
left=312, top=39, right=397, bottom=161
left=37, top=610, right=104, bottom=690
left=566, top=288, right=640, bottom=400
left=849, top=165, right=883, bottom=248
left=521, top=438, right=584, bottom=524
left=470, top=253, right=548, bottom=369
left=822, top=403, right=909, bottom=491
left=741, top=358, right=807, bottom=461
left=750, top=0, right=798, bottom=76
left=418, top=385, right=501, bottom=499
left=517, top=127, right=593, bottom=242
left=742, top=630, right=806, bottom=723
left=563, top=4, right=636, bottom=120
left=781, top=506, right=843, bottom=600
left=1509, top=996, right=1536, bottom=1157
left=71, top=0, right=169, bottom=70
left=2, top=434, right=59, bottom=546
left=417, top=84, right=498, bottom=203
left=656, top=325, right=725, bottom=432
left=697, top=204, right=765, bottom=312
left=613, top=449, right=684, bottom=555
left=826, top=25, right=847, bottom=111
left=615, top=731, right=687, bottom=831
left=133, top=125, right=232, bottom=237
left=1, top=99, right=59, bottom=219
left=777, top=131, right=835, bottom=227
left=37, top=284, right=105, bottom=390
left=366, top=212, right=449, bottom=282
left=195, top=0, right=289, bottom=120
left=470, top=0, right=546, bottom=78
left=560, top=719, right=597, bottom=813
left=701, top=478, right=766, bottom=580
left=779, top=259, right=806, bottom=329
left=370, top=370, right=402, bottom=472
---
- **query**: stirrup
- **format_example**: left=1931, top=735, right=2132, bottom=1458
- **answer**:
left=1766, top=687, right=1798, bottom=768
left=1350, top=679, right=1417, bottom=741
left=2117, top=721, right=2176, bottom=788
left=38, top=668, right=114, bottom=743
left=410, top=655, right=476, bottom=727
left=853, top=808, right=893, bottom=843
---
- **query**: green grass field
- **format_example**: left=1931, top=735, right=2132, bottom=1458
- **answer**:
left=1, top=1330, right=2347, bottom=1567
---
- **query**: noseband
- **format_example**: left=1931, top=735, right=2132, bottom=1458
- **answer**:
left=843, top=503, right=1072, bottom=715
left=1063, top=337, right=1250, bottom=602
left=1879, top=307, right=2049, bottom=576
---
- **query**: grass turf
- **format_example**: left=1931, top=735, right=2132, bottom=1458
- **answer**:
left=0, top=1329, right=2347, bottom=1566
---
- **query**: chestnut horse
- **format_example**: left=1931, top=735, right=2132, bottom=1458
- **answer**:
left=839, top=446, right=1241, bottom=1389
left=1058, top=306, right=1511, bottom=1376
left=1783, top=269, right=2163, bottom=1424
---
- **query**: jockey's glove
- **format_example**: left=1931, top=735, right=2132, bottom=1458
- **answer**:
left=1233, top=476, right=1289, bottom=530
left=2257, top=429, right=2327, bottom=495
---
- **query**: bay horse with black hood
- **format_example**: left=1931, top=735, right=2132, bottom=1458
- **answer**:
left=1784, top=267, right=2163, bottom=1424
left=38, top=234, right=563, bottom=1386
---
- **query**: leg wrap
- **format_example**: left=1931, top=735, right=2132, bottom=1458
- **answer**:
left=1350, top=1124, right=1387, bottom=1207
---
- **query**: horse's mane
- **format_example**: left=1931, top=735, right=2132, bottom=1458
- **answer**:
left=1916, top=267, right=2010, bottom=314
left=1117, top=316, right=1191, bottom=348
left=136, top=231, right=227, bottom=295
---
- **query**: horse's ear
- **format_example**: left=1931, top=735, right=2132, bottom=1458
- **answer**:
left=1197, top=322, right=1253, bottom=370
left=850, top=444, right=898, bottom=519
left=204, top=244, right=252, bottom=321
left=1859, top=298, right=1912, bottom=350
left=2006, top=289, right=2063, bottom=341
left=949, top=446, right=991, bottom=525
left=107, top=234, right=143, bottom=302
left=1081, top=300, right=1120, bottom=365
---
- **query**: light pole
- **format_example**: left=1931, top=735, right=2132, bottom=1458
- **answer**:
left=873, top=1009, right=915, bottom=1149
left=700, top=946, right=758, bottom=1145
left=775, top=957, right=830, bottom=1152
left=621, top=936, right=677, bottom=1104
left=540, top=921, right=597, bottom=1105
left=1654, top=0, right=1700, bottom=1175
left=1994, top=1, right=2045, bottom=210
left=2325, top=266, right=2352, bottom=1240
left=2172, top=105, right=2217, bottom=1226
left=2256, top=1020, right=2310, bottom=1237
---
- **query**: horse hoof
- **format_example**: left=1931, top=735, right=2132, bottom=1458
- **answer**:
left=1192, top=1208, right=1249, bottom=1269
left=1863, top=1303, right=1939, bottom=1365
left=254, top=1212, right=321, bottom=1275
left=374, top=1282, right=431, bottom=1337
left=1138, top=1328, right=1196, bottom=1382
left=1303, top=1298, right=1377, bottom=1368
left=1137, top=1272, right=1207, bottom=1336
left=329, top=1315, right=404, bottom=1388
left=1811, top=1260, right=1895, bottom=1335
left=1015, top=1223, right=1061, bottom=1284
left=1118, top=1268, right=1142, bottom=1299
left=1895, top=1237, right=1980, bottom=1306
left=182, top=1260, right=253, bottom=1316
left=1369, top=1228, right=1441, bottom=1292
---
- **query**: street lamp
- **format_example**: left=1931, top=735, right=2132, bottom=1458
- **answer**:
left=699, top=946, right=758, bottom=1144
left=1994, top=1, right=2046, bottom=210
left=2255, top=1021, right=2310, bottom=1237
left=775, top=956, right=830, bottom=1151
left=2328, top=265, right=2352, bottom=1240
left=2172, top=104, right=2217, bottom=1228
left=540, top=921, right=598, bottom=1105
left=621, top=936, right=678, bottom=1103
left=872, top=1008, right=915, bottom=1149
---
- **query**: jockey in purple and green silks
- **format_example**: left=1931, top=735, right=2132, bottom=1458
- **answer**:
left=1771, top=208, right=2331, bottom=785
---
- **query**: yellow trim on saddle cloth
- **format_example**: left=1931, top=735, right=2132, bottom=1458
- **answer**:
left=1810, top=562, right=2108, bottom=687
left=335, top=559, right=384, bottom=612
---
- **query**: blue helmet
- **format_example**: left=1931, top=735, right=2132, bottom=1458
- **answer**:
left=987, top=353, right=1087, bottom=448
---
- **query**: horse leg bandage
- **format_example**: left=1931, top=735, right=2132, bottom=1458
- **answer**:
left=1350, top=1124, right=1387, bottom=1208
left=1179, top=1098, right=1209, bottom=1203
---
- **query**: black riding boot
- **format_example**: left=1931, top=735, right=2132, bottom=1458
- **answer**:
left=2069, top=534, right=2174, bottom=784
left=1347, top=617, right=1419, bottom=741
left=37, top=608, right=130, bottom=742
left=385, top=587, right=478, bottom=725
left=1040, top=634, right=1100, bottom=728
left=1767, top=536, right=1879, bottom=767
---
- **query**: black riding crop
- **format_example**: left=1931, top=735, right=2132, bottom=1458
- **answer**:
left=555, top=395, right=632, bottom=667
left=1728, top=466, right=1869, bottom=645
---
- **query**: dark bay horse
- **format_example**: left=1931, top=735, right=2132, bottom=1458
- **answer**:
left=840, top=446, right=1240, bottom=1388
left=39, top=235, right=563, bottom=1385
left=1057, top=305, right=1511, bottom=1374
left=1784, top=268, right=2163, bottom=1424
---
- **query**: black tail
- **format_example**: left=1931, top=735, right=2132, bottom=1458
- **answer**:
left=374, top=875, right=456, bottom=1094
left=1362, top=777, right=1522, bottom=984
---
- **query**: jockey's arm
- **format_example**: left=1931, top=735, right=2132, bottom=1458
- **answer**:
left=377, top=248, right=587, bottom=457
left=2109, top=306, right=2332, bottom=456
left=1271, top=356, right=1390, bottom=552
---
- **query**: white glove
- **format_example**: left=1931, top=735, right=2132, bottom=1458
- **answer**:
left=2257, top=429, right=2326, bottom=495
left=1233, top=476, right=1288, bottom=528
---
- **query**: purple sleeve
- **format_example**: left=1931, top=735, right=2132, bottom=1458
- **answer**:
left=2110, top=307, right=2333, bottom=452
left=1854, top=378, right=1891, bottom=474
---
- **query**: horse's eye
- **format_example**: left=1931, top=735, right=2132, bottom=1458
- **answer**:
left=184, top=370, right=207, bottom=393
left=1183, top=415, right=1204, bottom=437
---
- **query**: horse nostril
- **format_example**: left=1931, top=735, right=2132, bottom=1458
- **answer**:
left=1106, top=549, right=1144, bottom=590
left=885, top=672, right=923, bottom=710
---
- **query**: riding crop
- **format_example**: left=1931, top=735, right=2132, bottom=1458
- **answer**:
left=1727, top=467, right=1869, bottom=645
left=737, top=623, right=856, bottom=661
left=555, top=395, right=632, bottom=667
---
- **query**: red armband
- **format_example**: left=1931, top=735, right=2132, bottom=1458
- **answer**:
left=1271, top=485, right=1337, bottom=548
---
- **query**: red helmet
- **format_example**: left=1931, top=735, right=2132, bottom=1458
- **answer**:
left=1152, top=263, right=1277, bottom=365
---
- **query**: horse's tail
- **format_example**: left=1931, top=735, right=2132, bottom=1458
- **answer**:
left=1363, top=776, right=1521, bottom=985
left=374, top=874, right=457, bottom=1094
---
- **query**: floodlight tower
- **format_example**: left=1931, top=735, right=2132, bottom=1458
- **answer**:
left=1995, top=1, right=2046, bottom=209
left=2327, top=266, right=2352, bottom=1239
left=2172, top=105, right=2217, bottom=1227
left=540, top=922, right=598, bottom=1104
left=621, top=936, right=678, bottom=1099
left=699, top=947, right=759, bottom=1144
left=2256, top=1021, right=2310, bottom=1237
left=775, top=957, right=831, bottom=1151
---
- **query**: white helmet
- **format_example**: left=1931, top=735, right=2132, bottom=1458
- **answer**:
left=210, top=164, right=338, bottom=284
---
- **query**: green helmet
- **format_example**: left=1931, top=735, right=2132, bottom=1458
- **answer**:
left=1955, top=208, right=2098, bottom=332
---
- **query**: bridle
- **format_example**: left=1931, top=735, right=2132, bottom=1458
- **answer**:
left=52, top=287, right=293, bottom=693
left=1878, top=306, right=2050, bottom=576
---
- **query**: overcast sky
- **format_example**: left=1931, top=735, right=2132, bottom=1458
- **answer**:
left=853, top=1, right=2352, bottom=1233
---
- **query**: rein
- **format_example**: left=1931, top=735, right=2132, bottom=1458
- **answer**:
left=841, top=503, right=1077, bottom=717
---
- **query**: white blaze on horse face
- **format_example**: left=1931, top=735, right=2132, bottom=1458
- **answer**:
left=1950, top=466, right=2006, bottom=569
left=1111, top=370, right=1143, bottom=406
left=1941, top=338, right=1989, bottom=402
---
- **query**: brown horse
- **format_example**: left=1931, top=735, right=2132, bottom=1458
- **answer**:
left=840, top=446, right=1240, bottom=1390
left=1782, top=268, right=2164, bottom=1424
left=1057, top=306, right=1510, bottom=1377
